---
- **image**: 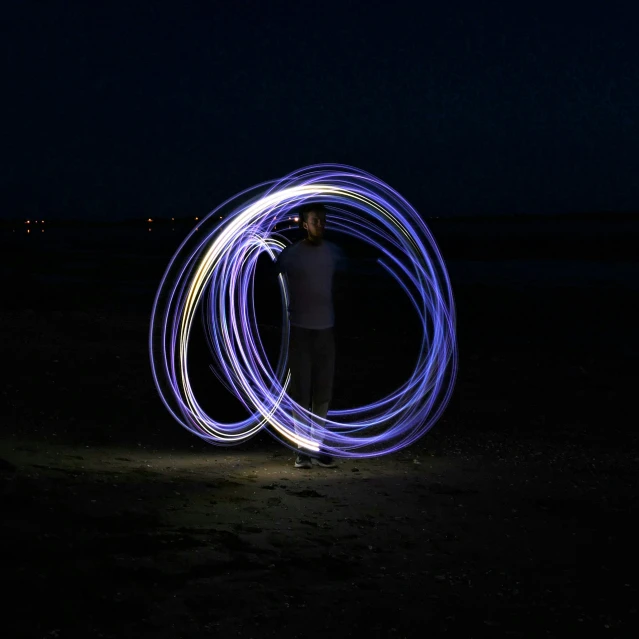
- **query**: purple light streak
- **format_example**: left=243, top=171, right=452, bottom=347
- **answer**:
left=149, top=164, right=457, bottom=457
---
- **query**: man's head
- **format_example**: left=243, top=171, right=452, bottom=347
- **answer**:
left=299, top=203, right=327, bottom=244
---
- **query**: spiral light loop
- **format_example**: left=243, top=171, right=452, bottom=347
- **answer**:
left=149, top=164, right=457, bottom=457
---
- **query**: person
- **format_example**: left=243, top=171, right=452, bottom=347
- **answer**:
left=276, top=203, right=342, bottom=469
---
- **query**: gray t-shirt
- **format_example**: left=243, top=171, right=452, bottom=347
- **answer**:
left=276, top=240, right=342, bottom=329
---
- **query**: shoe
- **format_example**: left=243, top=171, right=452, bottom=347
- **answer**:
left=315, top=454, right=336, bottom=468
left=294, top=453, right=312, bottom=469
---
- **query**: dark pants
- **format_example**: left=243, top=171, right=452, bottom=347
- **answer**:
left=288, top=326, right=335, bottom=450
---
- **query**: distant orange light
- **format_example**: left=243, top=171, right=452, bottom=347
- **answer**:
left=148, top=218, right=153, bottom=222
left=25, top=220, right=30, bottom=224
left=195, top=217, right=199, bottom=221
left=294, top=217, right=299, bottom=222
left=27, top=229, right=30, bottom=233
left=171, top=217, right=175, bottom=221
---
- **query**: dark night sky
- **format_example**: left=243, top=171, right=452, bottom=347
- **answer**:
left=2, top=1, right=639, bottom=220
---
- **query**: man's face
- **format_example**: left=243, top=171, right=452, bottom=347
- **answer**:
left=303, top=211, right=326, bottom=242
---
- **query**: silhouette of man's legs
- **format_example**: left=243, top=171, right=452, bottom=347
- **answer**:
left=288, top=327, right=335, bottom=461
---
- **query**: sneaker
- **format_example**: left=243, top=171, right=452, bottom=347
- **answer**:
left=294, top=453, right=313, bottom=469
left=315, top=454, right=337, bottom=468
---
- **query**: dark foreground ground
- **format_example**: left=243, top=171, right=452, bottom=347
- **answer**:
left=1, top=225, right=638, bottom=637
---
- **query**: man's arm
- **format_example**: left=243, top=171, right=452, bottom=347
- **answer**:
left=331, top=242, right=349, bottom=272
left=274, top=243, right=291, bottom=275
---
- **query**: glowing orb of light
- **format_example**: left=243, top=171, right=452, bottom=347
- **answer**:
left=149, top=164, right=457, bottom=457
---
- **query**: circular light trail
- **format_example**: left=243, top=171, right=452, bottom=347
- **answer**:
left=149, top=164, right=457, bottom=457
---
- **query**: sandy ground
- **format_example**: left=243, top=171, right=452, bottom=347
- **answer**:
left=1, top=265, right=638, bottom=636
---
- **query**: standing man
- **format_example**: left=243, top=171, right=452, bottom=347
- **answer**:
left=276, top=203, right=341, bottom=469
